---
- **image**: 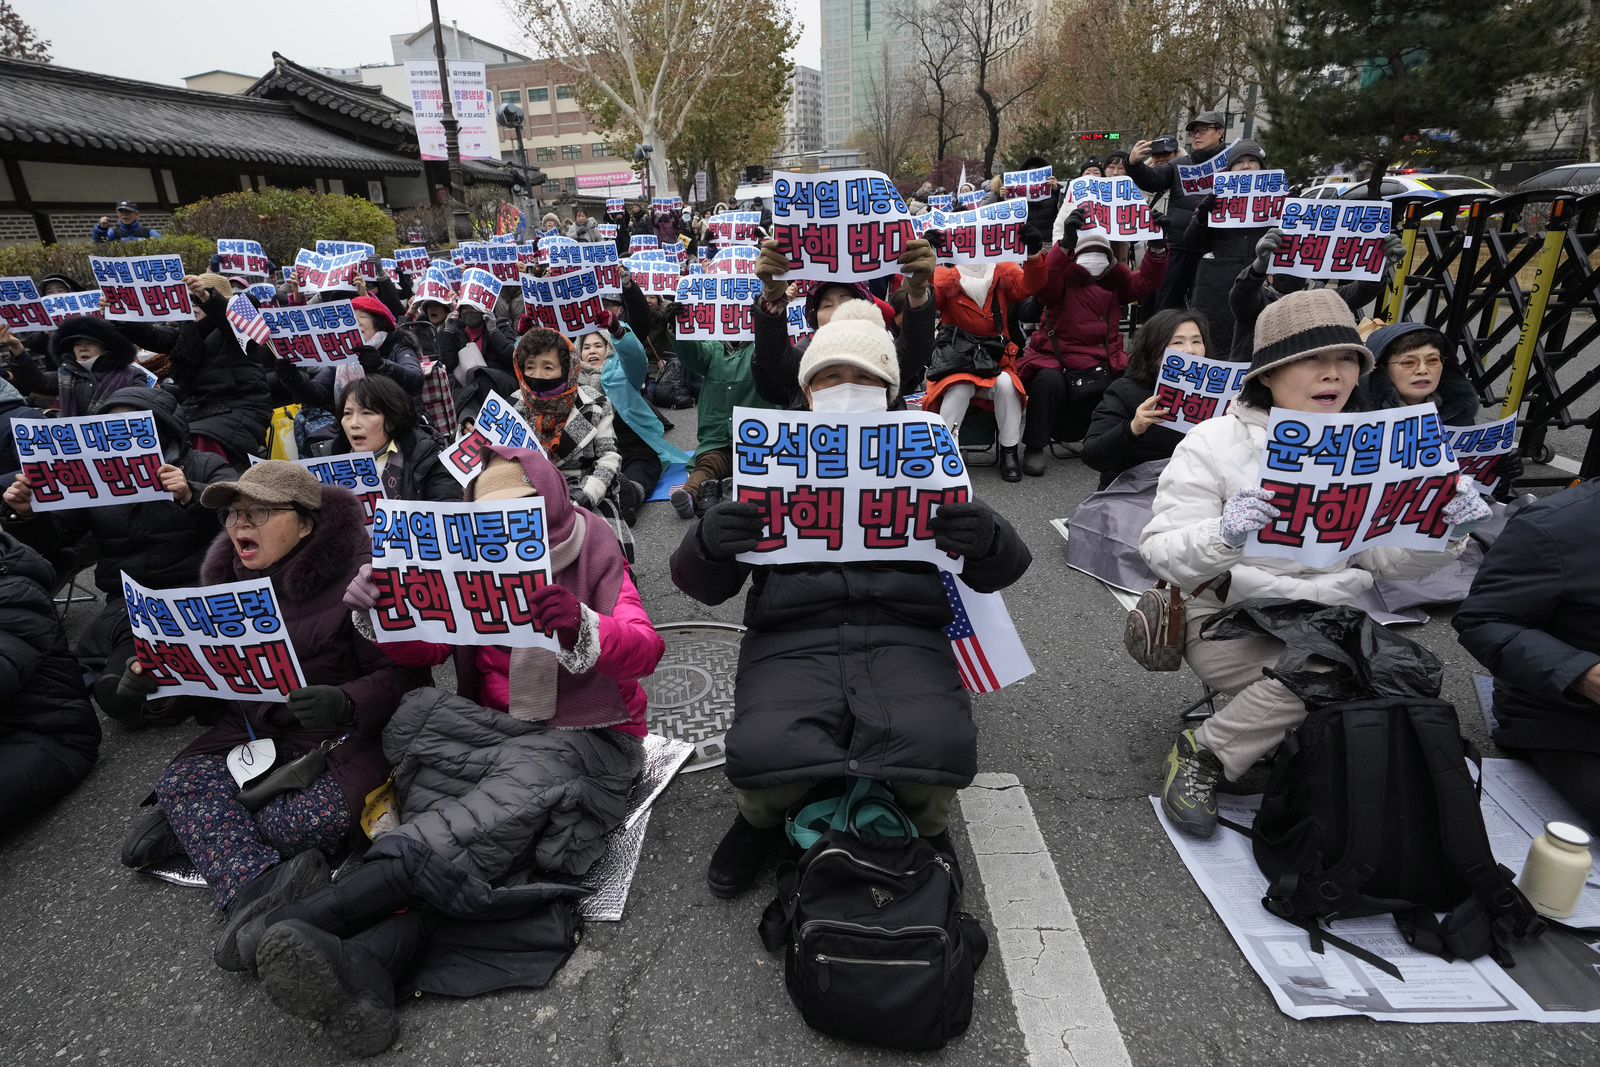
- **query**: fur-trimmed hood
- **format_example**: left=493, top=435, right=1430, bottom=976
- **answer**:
left=200, top=484, right=371, bottom=604
left=49, top=315, right=137, bottom=367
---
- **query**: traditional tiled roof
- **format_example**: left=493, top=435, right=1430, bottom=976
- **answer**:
left=244, top=53, right=415, bottom=134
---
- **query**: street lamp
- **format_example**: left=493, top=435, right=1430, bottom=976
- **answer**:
left=496, top=101, right=547, bottom=203
left=428, top=0, right=470, bottom=241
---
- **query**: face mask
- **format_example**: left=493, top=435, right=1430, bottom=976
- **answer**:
left=526, top=374, right=566, bottom=394
left=77, top=353, right=100, bottom=370
left=459, top=309, right=484, bottom=328
left=810, top=381, right=888, bottom=413
left=1078, top=252, right=1111, bottom=277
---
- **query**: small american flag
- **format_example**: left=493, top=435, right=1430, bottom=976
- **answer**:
left=941, top=571, right=1034, bottom=694
left=226, top=293, right=273, bottom=347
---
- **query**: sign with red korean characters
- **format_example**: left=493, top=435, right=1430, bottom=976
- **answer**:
left=706, top=211, right=764, bottom=246
left=1062, top=177, right=1163, bottom=243
left=40, top=290, right=103, bottom=324
left=89, top=255, right=192, bottom=322
left=1251, top=402, right=1460, bottom=567
left=1207, top=170, right=1290, bottom=228
left=675, top=275, right=762, bottom=341
left=1443, top=413, right=1518, bottom=495
left=395, top=246, right=430, bottom=272
left=440, top=390, right=539, bottom=487
left=923, top=198, right=1029, bottom=265
left=1177, top=140, right=1240, bottom=195
left=787, top=299, right=814, bottom=345
left=623, top=252, right=682, bottom=295
left=260, top=300, right=364, bottom=366
left=1271, top=198, right=1393, bottom=282
left=731, top=407, right=973, bottom=572
left=216, top=239, right=272, bottom=277
left=1153, top=350, right=1247, bottom=434
left=458, top=268, right=504, bottom=314
left=521, top=269, right=606, bottom=338
left=367, top=498, right=558, bottom=650
left=1003, top=165, right=1053, bottom=202
left=13, top=412, right=168, bottom=510
left=122, top=573, right=307, bottom=702
left=770, top=169, right=918, bottom=282
left=0, top=275, right=52, bottom=333
left=251, top=452, right=386, bottom=525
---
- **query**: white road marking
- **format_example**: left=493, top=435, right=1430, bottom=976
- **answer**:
left=1549, top=453, right=1582, bottom=475
left=960, top=773, right=1132, bottom=1067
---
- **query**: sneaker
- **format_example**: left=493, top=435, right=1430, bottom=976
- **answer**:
left=707, top=815, right=786, bottom=899
left=1161, top=729, right=1223, bottom=837
left=214, top=849, right=331, bottom=974
left=669, top=486, right=695, bottom=519
left=1022, top=446, right=1048, bottom=476
left=256, top=920, right=399, bottom=1058
left=120, top=808, right=182, bottom=869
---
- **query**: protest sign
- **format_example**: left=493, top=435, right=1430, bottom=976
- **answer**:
left=489, top=232, right=518, bottom=245
left=1250, top=402, right=1459, bottom=568
left=597, top=224, right=618, bottom=240
left=295, top=249, right=363, bottom=294
left=1003, top=166, right=1053, bottom=202
left=706, top=246, right=759, bottom=275
left=540, top=236, right=584, bottom=273
left=1443, top=413, right=1518, bottom=494
left=923, top=198, right=1029, bottom=264
left=578, top=242, right=623, bottom=295
left=216, top=239, right=272, bottom=278
left=440, top=390, right=538, bottom=486
left=0, top=276, right=52, bottom=333
left=123, top=573, right=306, bottom=702
left=244, top=283, right=276, bottom=305
left=927, top=194, right=953, bottom=211
left=485, top=243, right=520, bottom=283
left=731, top=407, right=972, bottom=571
left=623, top=255, right=683, bottom=296
left=1207, top=170, right=1289, bottom=228
left=1177, top=140, right=1240, bottom=195
left=1152, top=350, right=1247, bottom=433
left=40, top=290, right=103, bottom=324
left=394, top=246, right=430, bottom=272
left=251, top=452, right=386, bottom=524
left=406, top=60, right=494, bottom=161
left=521, top=269, right=606, bottom=337
left=381, top=258, right=397, bottom=281
left=706, top=211, right=763, bottom=246
left=90, top=255, right=191, bottom=322
left=13, top=412, right=167, bottom=510
left=675, top=276, right=762, bottom=342
left=1062, top=177, right=1163, bottom=242
left=629, top=234, right=660, bottom=254
left=769, top=169, right=918, bottom=282
left=260, top=300, right=364, bottom=366
left=317, top=241, right=379, bottom=282
left=1271, top=199, right=1392, bottom=281
left=786, top=298, right=814, bottom=345
left=368, top=498, right=558, bottom=650
left=605, top=198, right=624, bottom=214
left=414, top=267, right=456, bottom=306
left=458, top=268, right=504, bottom=315
left=957, top=190, right=986, bottom=208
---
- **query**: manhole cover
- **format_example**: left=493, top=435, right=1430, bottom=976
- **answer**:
left=644, top=621, right=744, bottom=772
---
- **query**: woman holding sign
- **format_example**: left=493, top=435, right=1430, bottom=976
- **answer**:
left=1139, top=290, right=1491, bottom=838
left=315, top=375, right=460, bottom=503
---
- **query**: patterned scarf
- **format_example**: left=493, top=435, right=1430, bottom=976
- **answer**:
left=513, top=339, right=579, bottom=451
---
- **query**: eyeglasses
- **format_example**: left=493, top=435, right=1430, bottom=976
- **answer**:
left=221, top=504, right=297, bottom=528
left=1394, top=356, right=1444, bottom=372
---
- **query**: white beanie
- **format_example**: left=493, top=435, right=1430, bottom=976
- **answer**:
left=796, top=299, right=899, bottom=389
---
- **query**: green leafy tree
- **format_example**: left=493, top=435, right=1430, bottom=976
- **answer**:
left=171, top=188, right=397, bottom=263
left=0, top=236, right=213, bottom=282
left=0, top=1, right=50, bottom=61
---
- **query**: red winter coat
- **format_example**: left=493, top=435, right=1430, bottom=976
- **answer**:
left=1016, top=245, right=1167, bottom=381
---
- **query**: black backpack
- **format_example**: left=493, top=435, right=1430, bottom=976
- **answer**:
left=652, top=357, right=694, bottom=409
left=758, top=795, right=987, bottom=1051
left=1240, top=697, right=1545, bottom=978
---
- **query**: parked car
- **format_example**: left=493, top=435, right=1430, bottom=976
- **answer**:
left=1514, top=164, right=1600, bottom=195
left=1337, top=173, right=1500, bottom=200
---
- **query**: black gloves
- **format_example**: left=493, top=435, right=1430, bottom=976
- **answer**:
left=117, top=656, right=160, bottom=704
left=1493, top=452, right=1526, bottom=502
left=286, top=685, right=354, bottom=730
left=1059, top=206, right=1090, bottom=252
left=928, top=501, right=998, bottom=560
left=357, top=345, right=384, bottom=373
left=1195, top=193, right=1216, bottom=221
left=696, top=500, right=765, bottom=561
left=1148, top=209, right=1170, bottom=251
left=1021, top=224, right=1045, bottom=257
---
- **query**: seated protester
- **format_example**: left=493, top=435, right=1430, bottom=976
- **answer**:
left=312, top=375, right=460, bottom=503
left=511, top=328, right=632, bottom=559
left=670, top=302, right=1033, bottom=897
left=1226, top=227, right=1402, bottom=361
left=277, top=295, right=425, bottom=414
left=53, top=314, right=156, bottom=417
left=1454, top=478, right=1600, bottom=824
left=1139, top=291, right=1489, bottom=837
left=3, top=387, right=237, bottom=728
left=0, top=531, right=101, bottom=828
left=0, top=372, right=46, bottom=474
left=1015, top=212, right=1168, bottom=476
left=438, top=299, right=519, bottom=429
left=224, top=448, right=662, bottom=1057
left=108, top=462, right=425, bottom=906
left=396, top=293, right=450, bottom=359
left=920, top=226, right=1048, bottom=481
left=1179, top=139, right=1269, bottom=356
left=1081, top=310, right=1212, bottom=491
left=1, top=321, right=56, bottom=401
left=112, top=273, right=272, bottom=464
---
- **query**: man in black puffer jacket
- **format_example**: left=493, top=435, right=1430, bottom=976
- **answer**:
left=0, top=531, right=100, bottom=828
left=1126, top=111, right=1231, bottom=312
left=1, top=387, right=237, bottom=728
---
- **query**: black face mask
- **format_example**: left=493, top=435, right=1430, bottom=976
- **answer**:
left=525, top=374, right=566, bottom=392
left=458, top=308, right=484, bottom=328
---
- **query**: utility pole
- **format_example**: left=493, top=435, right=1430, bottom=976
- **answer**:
left=430, top=0, right=471, bottom=241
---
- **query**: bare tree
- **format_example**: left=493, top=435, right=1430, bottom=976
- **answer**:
left=897, top=0, right=972, bottom=166
left=955, top=0, right=1047, bottom=174
left=852, top=45, right=924, bottom=176
left=0, top=0, right=50, bottom=61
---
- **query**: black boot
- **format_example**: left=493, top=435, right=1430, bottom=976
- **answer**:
left=119, top=808, right=182, bottom=869
left=707, top=815, right=786, bottom=899
left=999, top=446, right=1022, bottom=482
left=256, top=919, right=401, bottom=1058
left=232, top=856, right=416, bottom=977
left=213, top=849, right=331, bottom=973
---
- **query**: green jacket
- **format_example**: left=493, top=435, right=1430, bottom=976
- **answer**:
left=673, top=337, right=777, bottom=458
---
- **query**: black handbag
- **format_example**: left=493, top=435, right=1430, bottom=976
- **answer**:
left=235, top=736, right=345, bottom=812
left=1041, top=307, right=1114, bottom=401
left=925, top=285, right=1009, bottom=382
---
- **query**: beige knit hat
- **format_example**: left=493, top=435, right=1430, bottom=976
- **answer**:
left=472, top=453, right=535, bottom=502
left=1244, top=288, right=1374, bottom=383
left=796, top=299, right=899, bottom=389
left=1074, top=230, right=1113, bottom=257
left=200, top=460, right=322, bottom=510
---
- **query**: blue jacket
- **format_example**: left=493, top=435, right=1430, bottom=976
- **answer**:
left=602, top=324, right=689, bottom=467
left=91, top=220, right=162, bottom=242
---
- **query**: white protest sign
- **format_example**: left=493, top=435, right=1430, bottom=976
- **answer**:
left=318, top=240, right=379, bottom=282
left=769, top=169, right=918, bottom=282
left=415, top=267, right=456, bottom=306
left=597, top=224, right=618, bottom=240
left=406, top=60, right=494, bottom=161
left=521, top=269, right=606, bottom=337
left=1152, top=350, right=1247, bottom=434
left=260, top=300, right=364, bottom=366
left=623, top=255, right=682, bottom=296
left=1207, top=170, right=1290, bottom=229
left=1250, top=402, right=1459, bottom=567
left=440, top=390, right=539, bottom=487
left=957, top=190, right=986, bottom=208
left=13, top=412, right=167, bottom=509
left=675, top=275, right=762, bottom=342
left=1063, top=176, right=1163, bottom=242
left=706, top=211, right=763, bottom=246
left=605, top=198, right=624, bottom=214
left=1443, top=413, right=1518, bottom=494
left=786, top=298, right=814, bottom=344
left=924, top=198, right=1029, bottom=264
left=706, top=246, right=759, bottom=275
left=1177, top=140, right=1240, bottom=196
left=0, top=276, right=53, bottom=333
left=458, top=268, right=504, bottom=315
left=251, top=451, right=387, bottom=524
left=395, top=247, right=430, bottom=272
left=629, top=234, right=660, bottom=254
left=731, top=407, right=972, bottom=571
left=40, top=290, right=104, bottom=324
left=244, top=283, right=277, bottom=306
left=927, top=194, right=953, bottom=211
left=1003, top=166, right=1053, bottom=202
left=89, top=255, right=192, bottom=322
left=295, top=249, right=363, bottom=294
left=367, top=498, right=558, bottom=650
left=540, top=236, right=583, bottom=273
left=485, top=243, right=521, bottom=283
left=578, top=242, right=622, bottom=295
left=123, top=572, right=307, bottom=702
left=1271, top=199, right=1392, bottom=281
left=217, top=239, right=272, bottom=277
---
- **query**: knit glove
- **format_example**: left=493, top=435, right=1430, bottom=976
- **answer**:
left=530, top=582, right=583, bottom=649
left=755, top=239, right=789, bottom=303
left=1252, top=227, right=1285, bottom=273
left=285, top=685, right=354, bottom=730
left=1219, top=487, right=1281, bottom=548
left=1443, top=485, right=1493, bottom=539
left=897, top=239, right=937, bottom=302
left=344, top=563, right=379, bottom=611
left=1193, top=193, right=1216, bottom=229
left=1384, top=232, right=1407, bottom=264
left=1059, top=205, right=1090, bottom=251
left=116, top=656, right=160, bottom=704
left=696, top=500, right=765, bottom=561
left=595, top=309, right=623, bottom=338
left=1021, top=224, right=1045, bottom=257
left=357, top=345, right=385, bottom=373
left=1147, top=209, right=1169, bottom=251
left=927, top=501, right=998, bottom=560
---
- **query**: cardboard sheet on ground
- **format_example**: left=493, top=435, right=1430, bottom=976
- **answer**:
left=923, top=198, right=1029, bottom=264
left=123, top=573, right=306, bottom=702
left=90, top=255, right=192, bottom=321
left=731, top=407, right=971, bottom=571
left=1062, top=177, right=1162, bottom=242
left=1272, top=199, right=1392, bottom=282
left=769, top=169, right=918, bottom=282
left=13, top=412, right=168, bottom=510
left=1153, top=760, right=1600, bottom=1022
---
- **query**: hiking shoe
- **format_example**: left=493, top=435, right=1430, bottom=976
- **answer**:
left=256, top=920, right=399, bottom=1058
left=1162, top=729, right=1223, bottom=837
left=707, top=815, right=785, bottom=899
left=120, top=808, right=182, bottom=869
left=669, top=486, right=695, bottom=519
left=1022, top=446, right=1048, bottom=476
left=214, top=849, right=331, bottom=974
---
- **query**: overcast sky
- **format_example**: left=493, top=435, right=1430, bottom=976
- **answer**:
left=16, top=0, right=821, bottom=86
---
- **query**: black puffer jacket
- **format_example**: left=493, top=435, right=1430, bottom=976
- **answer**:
left=314, top=425, right=461, bottom=502
left=50, top=315, right=149, bottom=417
left=0, top=532, right=100, bottom=827
left=1227, top=267, right=1385, bottom=362
left=1082, top=376, right=1186, bottom=490
left=6, top=386, right=237, bottom=597
left=1183, top=204, right=1268, bottom=356
left=670, top=503, right=1032, bottom=789
left=278, top=328, right=426, bottom=411
left=1358, top=321, right=1480, bottom=426
left=1125, top=142, right=1228, bottom=252
left=436, top=315, right=518, bottom=381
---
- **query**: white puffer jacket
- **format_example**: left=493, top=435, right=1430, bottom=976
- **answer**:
left=1139, top=402, right=1463, bottom=620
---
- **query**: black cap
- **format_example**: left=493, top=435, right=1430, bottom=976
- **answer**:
left=1186, top=111, right=1225, bottom=132
left=1150, top=136, right=1179, bottom=155
left=116, top=200, right=139, bottom=212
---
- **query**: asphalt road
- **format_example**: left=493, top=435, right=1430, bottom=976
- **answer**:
left=3, top=376, right=1599, bottom=1067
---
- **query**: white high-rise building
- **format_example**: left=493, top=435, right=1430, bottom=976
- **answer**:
left=781, top=65, right=824, bottom=155
left=821, top=0, right=913, bottom=149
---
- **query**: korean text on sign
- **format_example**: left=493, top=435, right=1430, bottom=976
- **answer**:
left=579, top=243, right=622, bottom=295
left=1250, top=402, right=1460, bottom=568
left=731, top=407, right=973, bottom=572
left=217, top=239, right=272, bottom=278
left=440, top=390, right=538, bottom=487
left=90, top=255, right=192, bottom=322
left=770, top=169, right=918, bottom=282
left=1443, top=413, right=1518, bottom=494
left=394, top=247, right=430, bottom=271
left=1003, top=166, right=1053, bottom=202
left=521, top=268, right=606, bottom=338
left=623, top=254, right=682, bottom=296
left=786, top=299, right=815, bottom=345
left=1153, top=351, right=1247, bottom=434
left=1208, top=170, right=1289, bottom=229
left=1063, top=177, right=1162, bottom=242
left=0, top=275, right=52, bottom=333
left=1272, top=198, right=1392, bottom=282
left=40, top=290, right=103, bottom=325
left=260, top=300, right=365, bottom=366
left=458, top=268, right=504, bottom=315
left=706, top=211, right=764, bottom=246
left=1176, top=140, right=1240, bottom=196
left=13, top=413, right=167, bottom=511
left=924, top=198, right=1029, bottom=265
left=251, top=452, right=387, bottom=525
left=123, top=573, right=307, bottom=702
left=367, top=498, right=558, bottom=650
left=675, top=276, right=762, bottom=342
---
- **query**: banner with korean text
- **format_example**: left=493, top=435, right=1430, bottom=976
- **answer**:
left=1444, top=414, right=1518, bottom=495
left=1062, top=177, right=1163, bottom=243
left=217, top=239, right=272, bottom=277
left=521, top=269, right=606, bottom=337
left=675, top=276, right=762, bottom=341
left=251, top=452, right=386, bottom=524
left=1207, top=170, right=1289, bottom=228
left=440, top=390, right=539, bottom=487
left=1003, top=166, right=1053, bottom=202
left=769, top=170, right=918, bottom=282
left=90, top=255, right=192, bottom=321
left=923, top=198, right=1029, bottom=264
left=0, top=276, right=52, bottom=333
left=1271, top=199, right=1392, bottom=281
left=13, top=412, right=167, bottom=509
left=1153, top=351, right=1247, bottom=433
left=260, top=301, right=364, bottom=366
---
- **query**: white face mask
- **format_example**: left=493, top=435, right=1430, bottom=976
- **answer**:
left=809, top=381, right=889, bottom=413
left=1078, top=252, right=1111, bottom=277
